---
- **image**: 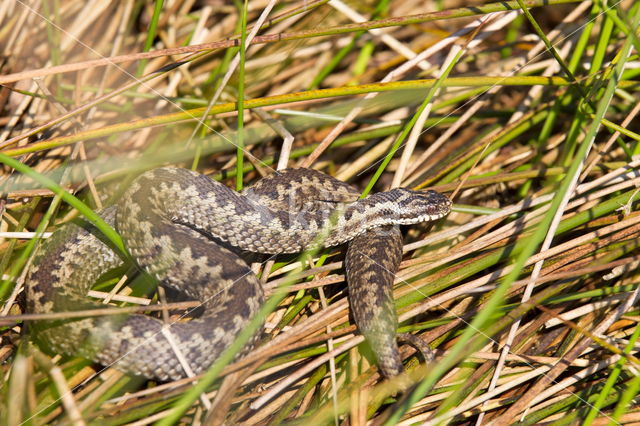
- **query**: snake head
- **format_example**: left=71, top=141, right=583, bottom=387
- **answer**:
left=387, top=188, right=452, bottom=224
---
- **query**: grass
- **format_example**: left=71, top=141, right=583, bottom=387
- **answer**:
left=1, top=0, right=640, bottom=424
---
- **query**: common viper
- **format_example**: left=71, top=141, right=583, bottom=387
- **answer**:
left=26, top=167, right=451, bottom=380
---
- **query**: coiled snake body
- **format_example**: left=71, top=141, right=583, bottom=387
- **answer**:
left=26, top=167, right=451, bottom=380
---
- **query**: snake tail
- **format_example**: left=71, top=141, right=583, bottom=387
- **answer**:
left=345, top=225, right=404, bottom=377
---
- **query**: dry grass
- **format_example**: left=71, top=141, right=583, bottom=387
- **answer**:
left=1, top=0, right=640, bottom=424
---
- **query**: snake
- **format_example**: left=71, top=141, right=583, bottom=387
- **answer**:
left=25, top=167, right=451, bottom=381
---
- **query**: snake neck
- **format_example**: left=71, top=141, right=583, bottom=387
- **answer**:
left=322, top=190, right=437, bottom=247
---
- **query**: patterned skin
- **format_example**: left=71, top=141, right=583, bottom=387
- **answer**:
left=26, top=167, right=451, bottom=380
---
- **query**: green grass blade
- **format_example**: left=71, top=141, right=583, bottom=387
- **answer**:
left=0, top=154, right=125, bottom=254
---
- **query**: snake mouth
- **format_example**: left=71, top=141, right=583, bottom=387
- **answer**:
left=396, top=211, right=449, bottom=225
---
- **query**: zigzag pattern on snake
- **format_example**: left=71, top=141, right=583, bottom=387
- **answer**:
left=26, top=167, right=451, bottom=380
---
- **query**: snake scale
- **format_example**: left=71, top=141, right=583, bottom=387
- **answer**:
left=26, top=167, right=451, bottom=381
